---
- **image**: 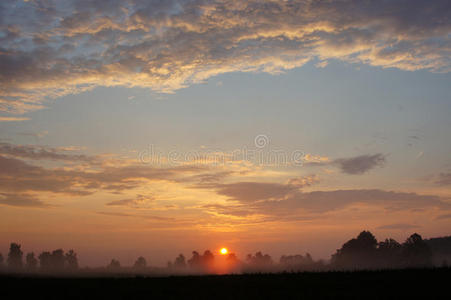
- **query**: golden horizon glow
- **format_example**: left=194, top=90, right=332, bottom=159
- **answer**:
left=220, top=248, right=228, bottom=255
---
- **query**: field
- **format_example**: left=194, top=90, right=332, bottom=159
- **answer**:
left=1, top=268, right=449, bottom=299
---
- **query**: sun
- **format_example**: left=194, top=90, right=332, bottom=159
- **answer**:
left=220, top=248, right=228, bottom=255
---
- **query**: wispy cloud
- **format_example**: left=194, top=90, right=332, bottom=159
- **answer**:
left=201, top=178, right=451, bottom=219
left=435, top=172, right=451, bottom=186
left=1, top=0, right=450, bottom=113
left=106, top=194, right=155, bottom=207
left=436, top=213, right=451, bottom=220
left=0, top=192, right=52, bottom=208
left=0, top=116, right=29, bottom=122
left=0, top=142, right=92, bottom=162
left=377, top=223, right=421, bottom=230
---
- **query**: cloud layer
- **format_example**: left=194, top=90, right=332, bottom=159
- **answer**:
left=1, top=0, right=450, bottom=113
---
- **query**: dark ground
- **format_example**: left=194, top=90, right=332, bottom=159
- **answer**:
left=1, top=268, right=450, bottom=299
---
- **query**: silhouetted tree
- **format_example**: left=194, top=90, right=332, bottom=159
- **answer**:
left=245, top=252, right=273, bottom=272
left=227, top=253, right=238, bottom=264
left=174, top=254, right=186, bottom=269
left=108, top=259, right=121, bottom=270
left=187, top=250, right=215, bottom=272
left=425, top=236, right=451, bottom=266
left=203, top=250, right=214, bottom=267
left=134, top=256, right=147, bottom=269
left=225, top=252, right=242, bottom=272
left=331, top=231, right=378, bottom=269
left=377, top=238, right=402, bottom=268
left=38, top=251, right=52, bottom=271
left=279, top=253, right=317, bottom=271
left=0, top=253, right=4, bottom=267
left=188, top=251, right=202, bottom=269
left=7, top=243, right=23, bottom=270
left=246, top=252, right=273, bottom=266
left=50, top=249, right=65, bottom=271
left=65, top=250, right=78, bottom=270
left=26, top=252, right=38, bottom=271
left=402, top=233, right=432, bottom=267
left=280, top=253, right=313, bottom=266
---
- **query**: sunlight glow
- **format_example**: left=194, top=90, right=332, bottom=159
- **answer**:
left=220, top=248, right=228, bottom=255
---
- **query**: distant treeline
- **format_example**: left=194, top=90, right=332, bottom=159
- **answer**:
left=1, top=231, right=450, bottom=274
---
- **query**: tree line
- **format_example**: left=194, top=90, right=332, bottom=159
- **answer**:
left=0, top=231, right=450, bottom=274
left=0, top=244, right=79, bottom=272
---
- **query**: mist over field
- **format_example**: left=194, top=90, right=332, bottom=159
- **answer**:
left=2, top=231, right=451, bottom=277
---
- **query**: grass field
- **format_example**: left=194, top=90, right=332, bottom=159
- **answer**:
left=1, top=268, right=449, bottom=299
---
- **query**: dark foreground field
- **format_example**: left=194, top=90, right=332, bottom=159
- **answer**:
left=1, top=268, right=450, bottom=299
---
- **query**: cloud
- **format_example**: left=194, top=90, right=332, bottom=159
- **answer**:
left=96, top=211, right=174, bottom=221
left=436, top=213, right=451, bottom=220
left=201, top=175, right=319, bottom=203
left=333, top=154, right=386, bottom=174
left=202, top=177, right=451, bottom=218
left=0, top=150, right=206, bottom=198
left=0, top=116, right=29, bottom=122
left=0, top=0, right=450, bottom=113
left=377, top=223, right=421, bottom=230
left=302, top=154, right=330, bottom=163
left=435, top=173, right=451, bottom=186
left=305, top=153, right=386, bottom=174
left=202, top=204, right=255, bottom=217
left=106, top=194, right=155, bottom=207
left=255, top=189, right=450, bottom=215
left=17, top=131, right=49, bottom=139
left=0, top=142, right=92, bottom=162
left=0, top=192, right=51, bottom=208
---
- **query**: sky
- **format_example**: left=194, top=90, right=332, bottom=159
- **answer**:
left=0, top=0, right=450, bottom=267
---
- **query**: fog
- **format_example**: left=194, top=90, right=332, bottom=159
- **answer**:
left=1, top=231, right=450, bottom=277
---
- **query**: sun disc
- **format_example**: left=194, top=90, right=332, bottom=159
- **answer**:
left=220, top=248, right=228, bottom=255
